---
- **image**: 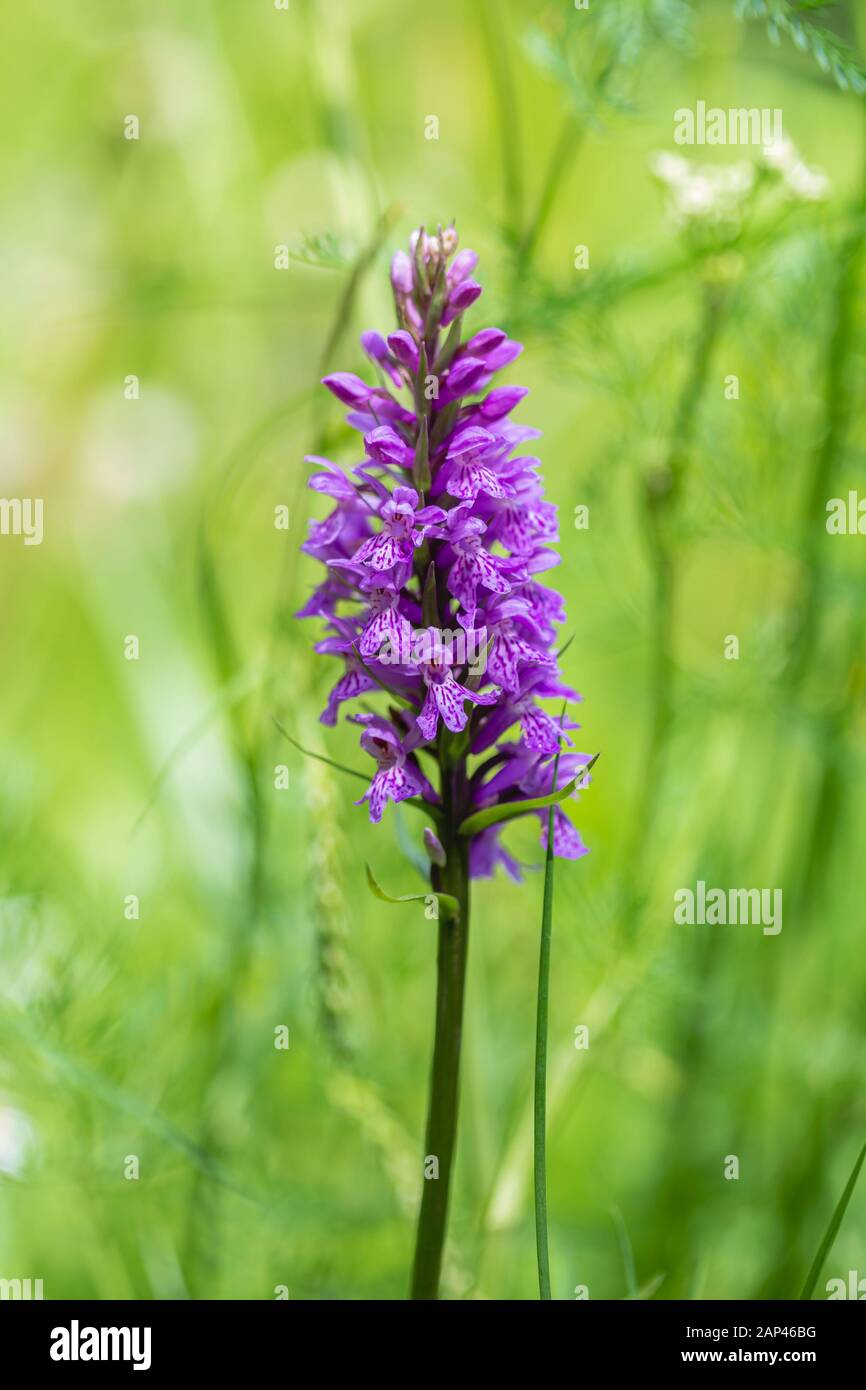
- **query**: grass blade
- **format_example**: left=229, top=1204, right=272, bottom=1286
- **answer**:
left=533, top=722, right=569, bottom=1301
left=612, top=1205, right=639, bottom=1299
left=533, top=800, right=556, bottom=1299
left=799, top=1138, right=866, bottom=1300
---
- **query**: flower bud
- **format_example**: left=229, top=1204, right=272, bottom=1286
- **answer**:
left=440, top=226, right=459, bottom=257
left=423, top=827, right=447, bottom=867
left=390, top=250, right=413, bottom=296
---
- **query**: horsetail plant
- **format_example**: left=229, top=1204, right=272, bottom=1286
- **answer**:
left=298, top=225, right=596, bottom=1299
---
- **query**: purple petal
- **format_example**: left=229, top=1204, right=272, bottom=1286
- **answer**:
left=479, top=386, right=529, bottom=420
left=434, top=675, right=470, bottom=734
left=365, top=425, right=412, bottom=467
left=321, top=372, right=372, bottom=407
left=417, top=687, right=440, bottom=742
left=387, top=330, right=420, bottom=372
left=391, top=250, right=413, bottom=295
left=447, top=249, right=479, bottom=286
left=446, top=426, right=495, bottom=460
left=442, top=279, right=482, bottom=325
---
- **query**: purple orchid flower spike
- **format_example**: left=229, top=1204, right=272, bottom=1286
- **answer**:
left=299, top=222, right=588, bottom=858
left=297, top=224, right=593, bottom=1302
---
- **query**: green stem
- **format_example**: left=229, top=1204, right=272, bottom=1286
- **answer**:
left=409, top=770, right=471, bottom=1300
left=534, top=801, right=556, bottom=1300
left=534, top=725, right=566, bottom=1300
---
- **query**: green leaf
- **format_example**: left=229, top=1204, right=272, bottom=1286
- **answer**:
left=430, top=400, right=459, bottom=448
left=413, top=225, right=430, bottom=296
left=365, top=863, right=459, bottom=921
left=424, top=262, right=448, bottom=337
left=799, top=1138, right=866, bottom=1300
left=432, top=315, right=462, bottom=374
left=414, top=341, right=429, bottom=419
left=413, top=416, right=431, bottom=491
left=464, top=633, right=494, bottom=691
left=457, top=752, right=599, bottom=837
left=421, top=561, right=438, bottom=627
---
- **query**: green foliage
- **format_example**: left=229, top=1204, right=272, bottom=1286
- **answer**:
left=524, top=0, right=694, bottom=124
left=735, top=0, right=866, bottom=92
left=290, top=231, right=356, bottom=271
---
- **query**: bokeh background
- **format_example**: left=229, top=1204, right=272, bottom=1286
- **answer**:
left=1, top=0, right=865, bottom=1300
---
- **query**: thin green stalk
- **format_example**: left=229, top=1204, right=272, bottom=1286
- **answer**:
left=800, top=1139, right=866, bottom=1300
left=533, top=728, right=565, bottom=1300
left=409, top=766, right=471, bottom=1300
left=534, top=815, right=556, bottom=1298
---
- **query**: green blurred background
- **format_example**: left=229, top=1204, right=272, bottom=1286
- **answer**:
left=1, top=0, right=865, bottom=1300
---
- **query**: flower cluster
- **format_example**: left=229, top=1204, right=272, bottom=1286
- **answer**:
left=650, top=152, right=755, bottom=227
left=298, top=226, right=590, bottom=878
left=650, top=137, right=829, bottom=235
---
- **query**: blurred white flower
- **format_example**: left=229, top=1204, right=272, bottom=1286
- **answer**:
left=785, top=160, right=830, bottom=202
left=762, top=136, right=829, bottom=201
left=650, top=152, right=754, bottom=227
left=762, top=135, right=798, bottom=172
left=651, top=152, right=690, bottom=185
